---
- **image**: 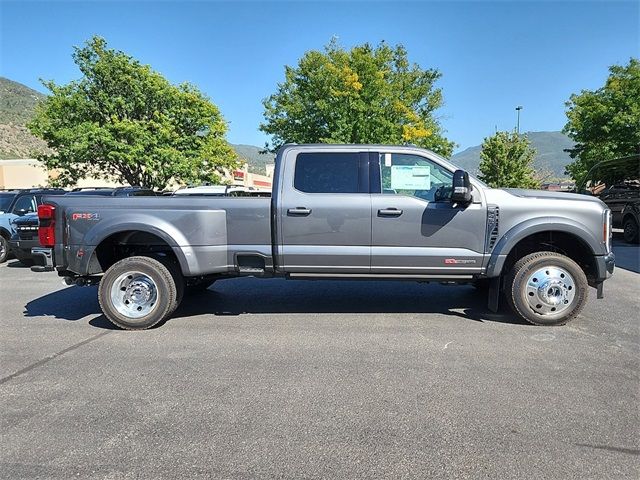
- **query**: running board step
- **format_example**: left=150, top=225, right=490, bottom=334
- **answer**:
left=288, top=273, right=474, bottom=280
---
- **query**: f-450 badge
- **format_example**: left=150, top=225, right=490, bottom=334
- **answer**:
left=71, top=212, right=100, bottom=221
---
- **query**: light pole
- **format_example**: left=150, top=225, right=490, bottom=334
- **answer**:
left=515, top=106, right=523, bottom=134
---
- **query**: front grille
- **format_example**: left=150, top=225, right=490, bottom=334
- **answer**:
left=17, top=225, right=38, bottom=241
left=486, top=205, right=500, bottom=251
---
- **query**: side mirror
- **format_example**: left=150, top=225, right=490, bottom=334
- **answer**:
left=15, top=209, right=29, bottom=216
left=451, top=169, right=472, bottom=204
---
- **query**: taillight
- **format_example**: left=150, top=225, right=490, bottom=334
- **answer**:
left=38, top=204, right=56, bottom=247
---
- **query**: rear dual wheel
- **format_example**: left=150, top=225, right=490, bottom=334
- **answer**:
left=505, top=252, right=588, bottom=326
left=98, top=256, right=182, bottom=330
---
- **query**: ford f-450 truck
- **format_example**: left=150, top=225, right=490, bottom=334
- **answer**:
left=32, top=144, right=615, bottom=330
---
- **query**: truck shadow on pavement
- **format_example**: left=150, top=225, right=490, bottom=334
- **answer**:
left=23, top=279, right=528, bottom=328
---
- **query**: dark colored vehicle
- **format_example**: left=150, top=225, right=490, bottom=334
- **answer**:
left=9, top=186, right=157, bottom=265
left=0, top=190, right=20, bottom=214
left=577, top=155, right=640, bottom=243
left=0, top=188, right=67, bottom=263
left=33, top=144, right=614, bottom=330
left=65, top=186, right=158, bottom=197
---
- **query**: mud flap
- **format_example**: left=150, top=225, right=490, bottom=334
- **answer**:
left=487, top=277, right=501, bottom=312
left=596, top=282, right=604, bottom=299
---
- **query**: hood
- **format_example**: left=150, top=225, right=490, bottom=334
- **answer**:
left=13, top=212, right=39, bottom=225
left=502, top=188, right=606, bottom=205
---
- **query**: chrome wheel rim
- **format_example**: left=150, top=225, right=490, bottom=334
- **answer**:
left=525, top=266, right=575, bottom=316
left=109, top=271, right=159, bottom=319
left=0, top=238, right=5, bottom=258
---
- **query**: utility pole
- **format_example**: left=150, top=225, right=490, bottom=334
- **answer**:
left=515, top=106, right=523, bottom=134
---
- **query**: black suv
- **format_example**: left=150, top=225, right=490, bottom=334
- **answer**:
left=0, top=188, right=67, bottom=263
left=9, top=186, right=157, bottom=266
left=577, top=155, right=640, bottom=243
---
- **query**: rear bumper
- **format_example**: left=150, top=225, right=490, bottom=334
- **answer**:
left=9, top=238, right=38, bottom=258
left=30, top=246, right=54, bottom=272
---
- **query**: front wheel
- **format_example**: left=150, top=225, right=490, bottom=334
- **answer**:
left=98, top=256, right=180, bottom=330
left=0, top=236, right=9, bottom=263
left=505, top=252, right=588, bottom=326
left=623, top=216, right=639, bottom=244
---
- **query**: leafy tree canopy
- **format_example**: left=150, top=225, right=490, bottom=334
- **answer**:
left=261, top=39, right=455, bottom=157
left=563, top=58, right=640, bottom=182
left=28, top=36, right=237, bottom=189
left=478, top=131, right=539, bottom=189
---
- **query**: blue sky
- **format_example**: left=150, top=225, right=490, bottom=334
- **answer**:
left=1, top=0, right=638, bottom=153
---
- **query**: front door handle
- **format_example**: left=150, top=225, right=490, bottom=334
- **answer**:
left=287, top=207, right=312, bottom=216
left=378, top=208, right=403, bottom=217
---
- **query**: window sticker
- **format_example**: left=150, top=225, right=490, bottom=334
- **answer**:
left=384, top=153, right=392, bottom=167
left=390, top=165, right=431, bottom=190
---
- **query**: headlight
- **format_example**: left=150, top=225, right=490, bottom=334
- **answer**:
left=603, top=209, right=612, bottom=252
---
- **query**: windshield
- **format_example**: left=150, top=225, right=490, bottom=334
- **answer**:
left=0, top=194, right=16, bottom=212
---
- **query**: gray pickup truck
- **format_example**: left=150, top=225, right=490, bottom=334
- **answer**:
left=33, top=144, right=615, bottom=330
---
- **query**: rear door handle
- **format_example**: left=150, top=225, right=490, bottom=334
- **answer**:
left=378, top=208, right=403, bottom=217
left=287, top=207, right=312, bottom=216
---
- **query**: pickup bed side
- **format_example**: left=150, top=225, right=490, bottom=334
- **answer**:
left=42, top=196, right=272, bottom=277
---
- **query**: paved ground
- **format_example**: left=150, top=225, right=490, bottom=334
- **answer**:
left=1, top=237, right=638, bottom=479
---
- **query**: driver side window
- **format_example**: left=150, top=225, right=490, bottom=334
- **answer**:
left=11, top=195, right=36, bottom=215
left=379, top=153, right=453, bottom=202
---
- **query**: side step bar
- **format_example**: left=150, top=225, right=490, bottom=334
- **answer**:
left=289, top=273, right=474, bottom=280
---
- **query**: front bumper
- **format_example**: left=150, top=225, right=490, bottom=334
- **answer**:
left=593, top=251, right=615, bottom=299
left=596, top=251, right=615, bottom=281
left=30, top=246, right=54, bottom=272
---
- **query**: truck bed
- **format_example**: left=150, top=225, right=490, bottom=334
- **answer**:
left=44, top=195, right=272, bottom=276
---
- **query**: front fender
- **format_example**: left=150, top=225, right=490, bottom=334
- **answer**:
left=486, top=216, right=604, bottom=277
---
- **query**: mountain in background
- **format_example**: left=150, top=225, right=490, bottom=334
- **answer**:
left=451, top=131, right=575, bottom=178
left=1, top=77, right=572, bottom=177
left=233, top=144, right=274, bottom=173
left=0, top=77, right=49, bottom=159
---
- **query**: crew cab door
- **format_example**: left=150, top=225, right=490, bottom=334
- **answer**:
left=277, top=150, right=371, bottom=273
left=370, top=151, right=486, bottom=275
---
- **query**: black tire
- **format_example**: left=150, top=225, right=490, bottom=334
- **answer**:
left=98, top=256, right=179, bottom=330
left=17, top=257, right=35, bottom=267
left=505, top=251, right=588, bottom=326
left=623, top=216, right=640, bottom=244
left=0, top=235, right=9, bottom=263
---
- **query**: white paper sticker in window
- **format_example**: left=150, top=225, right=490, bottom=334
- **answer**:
left=390, top=165, right=431, bottom=190
left=384, top=153, right=392, bottom=166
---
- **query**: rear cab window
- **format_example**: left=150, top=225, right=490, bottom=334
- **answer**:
left=294, top=152, right=364, bottom=193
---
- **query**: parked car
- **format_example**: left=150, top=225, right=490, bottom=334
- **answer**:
left=0, top=188, right=67, bottom=263
left=0, top=190, right=21, bottom=214
left=32, top=144, right=614, bottom=330
left=576, top=155, right=640, bottom=243
left=173, top=185, right=271, bottom=197
left=65, top=186, right=158, bottom=197
left=8, top=186, right=157, bottom=265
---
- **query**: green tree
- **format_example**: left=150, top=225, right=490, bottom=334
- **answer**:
left=260, top=39, right=455, bottom=156
left=478, top=131, right=539, bottom=189
left=28, top=36, right=237, bottom=189
left=563, top=58, right=640, bottom=182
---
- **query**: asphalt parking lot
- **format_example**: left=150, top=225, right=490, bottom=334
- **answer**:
left=1, top=237, right=639, bottom=479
